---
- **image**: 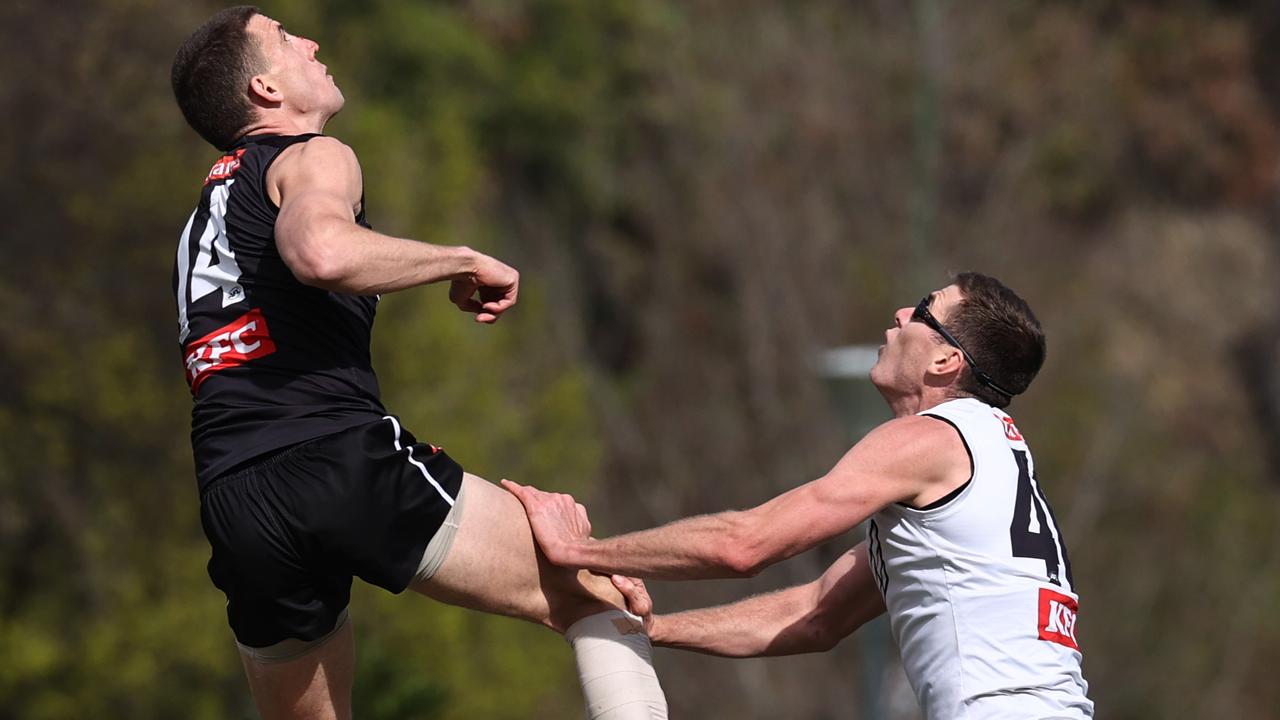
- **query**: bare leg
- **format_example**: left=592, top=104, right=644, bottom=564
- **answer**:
left=412, top=473, right=629, bottom=628
left=239, top=619, right=355, bottom=720
left=415, top=473, right=666, bottom=718
left=237, top=473, right=662, bottom=720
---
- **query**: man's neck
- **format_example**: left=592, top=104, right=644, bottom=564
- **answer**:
left=882, top=387, right=958, bottom=418
left=239, top=112, right=327, bottom=140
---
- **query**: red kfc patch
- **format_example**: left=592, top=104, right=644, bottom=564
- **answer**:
left=183, top=308, right=276, bottom=394
left=1038, top=587, right=1080, bottom=651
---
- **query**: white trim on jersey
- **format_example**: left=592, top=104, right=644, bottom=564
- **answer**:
left=384, top=415, right=456, bottom=507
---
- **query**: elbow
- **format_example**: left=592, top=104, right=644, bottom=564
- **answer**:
left=805, top=612, right=844, bottom=652
left=288, top=235, right=349, bottom=289
left=720, top=548, right=764, bottom=578
left=785, top=607, right=844, bottom=655
left=802, top=598, right=867, bottom=653
left=720, top=515, right=773, bottom=577
left=298, top=254, right=346, bottom=289
left=764, top=607, right=843, bottom=656
left=802, top=622, right=841, bottom=653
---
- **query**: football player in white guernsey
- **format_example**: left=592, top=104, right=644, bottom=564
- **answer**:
left=506, top=273, right=1093, bottom=719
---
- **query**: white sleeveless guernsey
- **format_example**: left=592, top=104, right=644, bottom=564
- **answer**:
left=867, top=398, right=1093, bottom=719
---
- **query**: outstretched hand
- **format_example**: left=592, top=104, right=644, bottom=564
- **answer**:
left=501, top=479, right=592, bottom=566
left=449, top=252, right=519, bottom=324
left=610, top=575, right=656, bottom=635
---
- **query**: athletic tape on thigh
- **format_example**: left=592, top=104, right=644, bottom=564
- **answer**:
left=413, top=476, right=468, bottom=585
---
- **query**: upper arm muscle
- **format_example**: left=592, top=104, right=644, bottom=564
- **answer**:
left=268, top=137, right=363, bottom=280
left=741, top=415, right=968, bottom=567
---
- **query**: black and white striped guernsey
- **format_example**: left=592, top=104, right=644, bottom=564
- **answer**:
left=172, top=133, right=386, bottom=489
left=867, top=398, right=1092, bottom=719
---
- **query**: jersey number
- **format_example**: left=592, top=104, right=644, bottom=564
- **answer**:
left=867, top=519, right=888, bottom=595
left=176, top=180, right=245, bottom=343
left=1009, top=449, right=1073, bottom=588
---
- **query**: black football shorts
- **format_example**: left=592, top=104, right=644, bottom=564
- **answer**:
left=199, top=416, right=464, bottom=648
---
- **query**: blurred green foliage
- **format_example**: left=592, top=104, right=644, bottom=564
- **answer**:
left=0, top=0, right=648, bottom=717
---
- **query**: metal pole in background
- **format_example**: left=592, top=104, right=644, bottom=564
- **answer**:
left=817, top=3, right=944, bottom=714
left=816, top=346, right=895, bottom=720
left=911, top=0, right=943, bottom=292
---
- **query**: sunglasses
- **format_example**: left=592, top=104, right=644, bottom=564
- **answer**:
left=911, top=296, right=1015, bottom=399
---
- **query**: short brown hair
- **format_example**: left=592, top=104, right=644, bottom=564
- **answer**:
left=171, top=6, right=263, bottom=150
left=947, top=273, right=1046, bottom=408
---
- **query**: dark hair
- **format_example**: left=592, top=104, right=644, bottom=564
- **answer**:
left=946, top=272, right=1046, bottom=409
left=171, top=6, right=264, bottom=150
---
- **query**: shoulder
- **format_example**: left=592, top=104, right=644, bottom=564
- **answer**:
left=289, top=135, right=358, bottom=162
left=863, top=415, right=965, bottom=457
left=838, top=415, right=969, bottom=487
left=268, top=136, right=362, bottom=204
left=273, top=136, right=361, bottom=179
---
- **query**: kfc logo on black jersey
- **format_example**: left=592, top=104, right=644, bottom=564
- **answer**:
left=184, top=308, right=276, bottom=393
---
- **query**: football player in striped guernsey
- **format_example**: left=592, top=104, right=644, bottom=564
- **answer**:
left=508, top=273, right=1093, bottom=719
left=171, top=7, right=665, bottom=719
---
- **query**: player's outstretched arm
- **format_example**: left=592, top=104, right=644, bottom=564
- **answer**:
left=271, top=136, right=518, bottom=322
left=503, top=478, right=754, bottom=580
left=503, top=415, right=966, bottom=580
left=612, top=542, right=886, bottom=657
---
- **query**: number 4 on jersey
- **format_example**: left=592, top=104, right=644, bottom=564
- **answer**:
left=176, top=180, right=246, bottom=343
left=1009, top=449, right=1074, bottom=589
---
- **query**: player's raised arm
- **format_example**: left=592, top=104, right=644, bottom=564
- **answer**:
left=503, top=413, right=968, bottom=580
left=271, top=136, right=518, bottom=321
left=612, top=542, right=885, bottom=657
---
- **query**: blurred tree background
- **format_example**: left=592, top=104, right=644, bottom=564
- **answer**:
left=2, top=0, right=1278, bottom=718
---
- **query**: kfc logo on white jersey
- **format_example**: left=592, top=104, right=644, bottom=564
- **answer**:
left=1038, top=588, right=1080, bottom=651
left=184, top=308, right=276, bottom=394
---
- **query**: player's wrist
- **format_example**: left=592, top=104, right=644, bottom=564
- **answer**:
left=556, top=535, right=596, bottom=568
left=443, top=245, right=483, bottom=278
left=645, top=614, right=667, bottom=645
